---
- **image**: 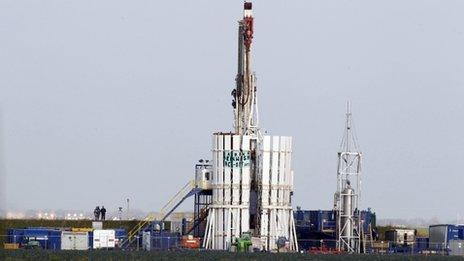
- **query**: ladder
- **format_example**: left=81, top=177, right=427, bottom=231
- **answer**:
left=120, top=180, right=202, bottom=248
left=362, top=223, right=374, bottom=253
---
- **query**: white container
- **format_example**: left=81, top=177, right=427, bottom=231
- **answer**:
left=93, top=229, right=116, bottom=249
left=61, top=231, right=88, bottom=250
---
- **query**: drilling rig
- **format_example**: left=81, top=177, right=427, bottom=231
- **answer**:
left=203, top=2, right=298, bottom=252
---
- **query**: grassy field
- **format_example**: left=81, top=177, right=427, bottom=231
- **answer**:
left=0, top=249, right=459, bottom=261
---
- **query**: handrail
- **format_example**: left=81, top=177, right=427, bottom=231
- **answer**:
left=121, top=180, right=196, bottom=248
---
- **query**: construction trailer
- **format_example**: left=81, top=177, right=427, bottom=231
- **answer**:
left=202, top=2, right=298, bottom=252
left=429, top=224, right=464, bottom=255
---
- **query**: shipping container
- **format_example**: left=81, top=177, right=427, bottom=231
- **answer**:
left=93, top=229, right=115, bottom=249
left=429, top=224, right=462, bottom=251
left=415, top=237, right=429, bottom=252
left=114, top=229, right=127, bottom=248
left=294, top=208, right=375, bottom=234
left=48, top=230, right=61, bottom=250
left=309, top=210, right=336, bottom=232
left=385, top=229, right=415, bottom=247
left=7, top=229, right=24, bottom=245
left=61, top=231, right=88, bottom=250
left=8, top=228, right=62, bottom=250
left=23, top=228, right=50, bottom=248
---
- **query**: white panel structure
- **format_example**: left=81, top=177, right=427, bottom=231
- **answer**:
left=204, top=134, right=297, bottom=252
left=259, top=136, right=271, bottom=245
left=258, top=136, right=297, bottom=252
left=204, top=133, right=253, bottom=250
left=240, top=135, right=251, bottom=235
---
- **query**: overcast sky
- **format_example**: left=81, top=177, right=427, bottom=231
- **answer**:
left=0, top=0, right=463, bottom=220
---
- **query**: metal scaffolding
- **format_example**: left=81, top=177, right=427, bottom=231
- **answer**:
left=335, top=102, right=362, bottom=253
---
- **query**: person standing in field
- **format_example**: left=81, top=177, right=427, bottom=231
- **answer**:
left=100, top=206, right=106, bottom=221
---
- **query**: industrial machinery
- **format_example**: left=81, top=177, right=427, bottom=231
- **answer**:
left=232, top=232, right=253, bottom=252
left=334, top=102, right=362, bottom=253
left=202, top=2, right=298, bottom=252
left=181, top=235, right=201, bottom=249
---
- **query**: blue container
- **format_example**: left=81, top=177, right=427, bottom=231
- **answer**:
left=7, top=229, right=25, bottom=244
left=11, top=228, right=63, bottom=249
left=47, top=230, right=61, bottom=250
left=415, top=237, right=429, bottom=252
left=294, top=210, right=311, bottom=227
left=23, top=228, right=51, bottom=248
left=114, top=229, right=127, bottom=248
left=294, top=209, right=375, bottom=231
left=309, top=210, right=336, bottom=232
left=448, top=226, right=460, bottom=241
left=114, top=229, right=127, bottom=240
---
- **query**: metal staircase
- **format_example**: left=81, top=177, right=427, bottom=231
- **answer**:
left=185, top=207, right=209, bottom=235
left=120, top=180, right=203, bottom=248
